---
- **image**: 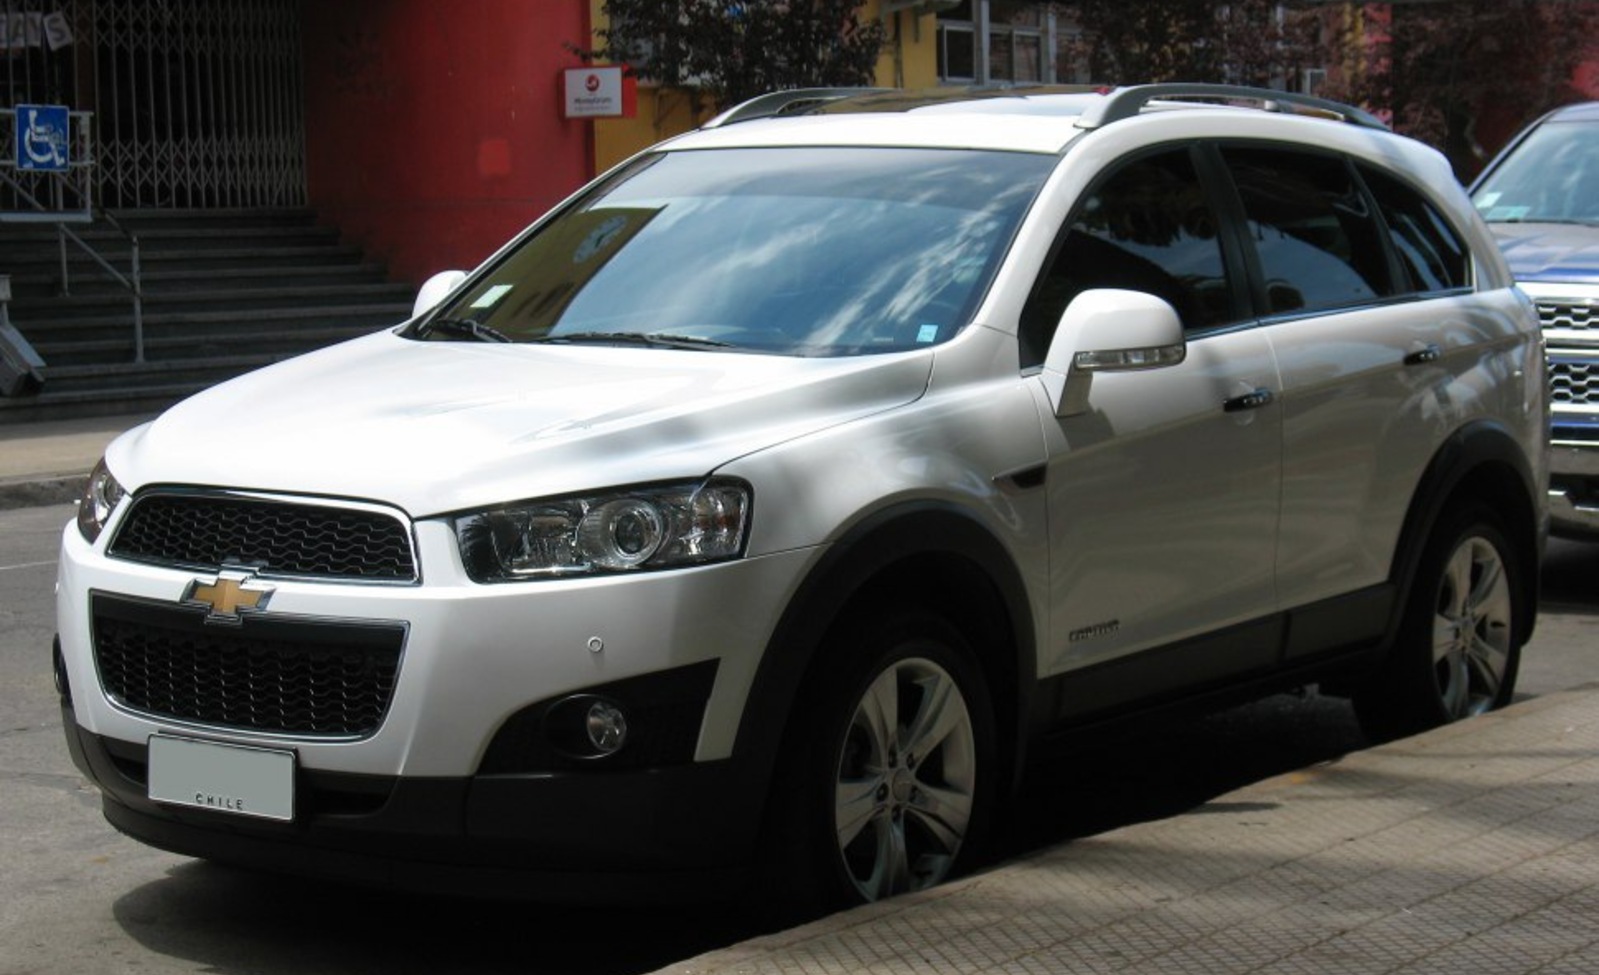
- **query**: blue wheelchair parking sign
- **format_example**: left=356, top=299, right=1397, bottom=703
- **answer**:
left=16, top=104, right=70, bottom=172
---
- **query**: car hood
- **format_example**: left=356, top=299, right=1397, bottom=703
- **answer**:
left=1488, top=222, right=1599, bottom=284
left=108, top=330, right=934, bottom=517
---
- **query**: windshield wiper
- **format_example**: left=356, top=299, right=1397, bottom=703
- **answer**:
left=416, top=317, right=512, bottom=343
left=537, top=330, right=734, bottom=350
left=1490, top=217, right=1599, bottom=227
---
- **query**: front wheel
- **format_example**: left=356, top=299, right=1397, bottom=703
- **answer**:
left=763, top=611, right=996, bottom=914
left=1354, top=504, right=1523, bottom=741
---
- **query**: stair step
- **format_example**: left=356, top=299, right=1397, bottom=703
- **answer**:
left=22, top=302, right=410, bottom=330
left=4, top=262, right=397, bottom=297
left=35, top=324, right=375, bottom=364
left=10, top=283, right=415, bottom=316
left=0, top=381, right=212, bottom=424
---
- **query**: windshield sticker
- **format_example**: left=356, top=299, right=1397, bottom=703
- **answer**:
left=917, top=324, right=940, bottom=344
left=1486, top=205, right=1531, bottom=221
left=574, top=215, right=629, bottom=263
left=470, top=284, right=514, bottom=309
left=1476, top=192, right=1502, bottom=209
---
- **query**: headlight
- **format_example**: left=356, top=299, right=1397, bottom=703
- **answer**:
left=452, top=478, right=751, bottom=582
left=76, top=457, right=126, bottom=544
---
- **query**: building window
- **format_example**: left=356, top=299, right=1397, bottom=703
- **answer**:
left=937, top=1, right=1057, bottom=85
left=988, top=0, right=1044, bottom=83
left=937, top=1, right=977, bottom=82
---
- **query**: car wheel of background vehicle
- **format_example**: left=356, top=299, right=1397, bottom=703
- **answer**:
left=1354, top=503, right=1522, bottom=742
left=760, top=610, right=996, bottom=917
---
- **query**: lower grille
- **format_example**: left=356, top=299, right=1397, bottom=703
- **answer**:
left=92, top=594, right=405, bottom=737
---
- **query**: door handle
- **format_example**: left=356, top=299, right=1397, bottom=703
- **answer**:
left=1224, top=387, right=1275, bottom=412
left=1404, top=343, right=1442, bottom=366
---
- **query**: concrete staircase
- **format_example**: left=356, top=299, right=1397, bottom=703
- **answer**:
left=0, top=209, right=416, bottom=424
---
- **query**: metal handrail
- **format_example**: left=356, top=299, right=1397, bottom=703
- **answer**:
left=1, top=109, right=145, bottom=362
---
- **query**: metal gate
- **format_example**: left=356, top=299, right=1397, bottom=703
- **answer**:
left=2, top=0, right=305, bottom=210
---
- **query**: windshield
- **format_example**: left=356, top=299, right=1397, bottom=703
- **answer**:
left=1473, top=120, right=1599, bottom=225
left=413, top=146, right=1054, bottom=356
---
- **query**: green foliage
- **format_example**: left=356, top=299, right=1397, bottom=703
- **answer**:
left=1060, top=0, right=1321, bottom=88
left=1318, top=0, right=1599, bottom=178
left=588, top=0, right=887, bottom=112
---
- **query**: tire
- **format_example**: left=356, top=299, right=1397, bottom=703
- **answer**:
left=761, top=610, right=996, bottom=915
left=1354, top=503, right=1522, bottom=742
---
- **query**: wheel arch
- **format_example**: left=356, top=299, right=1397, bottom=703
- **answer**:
left=1389, top=419, right=1544, bottom=647
left=734, top=502, right=1038, bottom=799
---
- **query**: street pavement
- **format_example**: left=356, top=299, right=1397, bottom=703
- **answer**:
left=5, top=415, right=1597, bottom=974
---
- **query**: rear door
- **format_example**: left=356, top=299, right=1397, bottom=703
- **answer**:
left=1215, top=146, right=1481, bottom=656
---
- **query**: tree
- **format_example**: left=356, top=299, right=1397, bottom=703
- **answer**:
left=1319, top=0, right=1599, bottom=179
left=586, top=0, right=887, bottom=113
left=1317, top=0, right=1599, bottom=177
left=1059, top=0, right=1323, bottom=89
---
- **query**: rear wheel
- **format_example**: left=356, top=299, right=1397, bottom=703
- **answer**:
left=763, top=610, right=996, bottom=914
left=1355, top=504, right=1522, bottom=741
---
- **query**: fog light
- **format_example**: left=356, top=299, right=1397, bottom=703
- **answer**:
left=543, top=694, right=632, bottom=760
left=585, top=700, right=628, bottom=755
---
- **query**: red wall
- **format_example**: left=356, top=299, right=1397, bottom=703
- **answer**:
left=301, top=0, right=592, bottom=286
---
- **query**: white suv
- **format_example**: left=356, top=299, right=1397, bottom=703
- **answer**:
left=56, top=85, right=1548, bottom=911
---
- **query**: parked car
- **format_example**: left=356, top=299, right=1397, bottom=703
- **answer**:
left=56, top=84, right=1547, bottom=913
left=1470, top=101, right=1599, bottom=540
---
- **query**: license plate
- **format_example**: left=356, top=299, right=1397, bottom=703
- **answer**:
left=147, top=735, right=295, bottom=822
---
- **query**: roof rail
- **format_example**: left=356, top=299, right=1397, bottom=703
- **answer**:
left=1074, top=84, right=1388, bottom=132
left=702, top=88, right=891, bottom=128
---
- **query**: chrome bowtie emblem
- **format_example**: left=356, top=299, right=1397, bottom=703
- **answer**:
left=182, top=569, right=275, bottom=625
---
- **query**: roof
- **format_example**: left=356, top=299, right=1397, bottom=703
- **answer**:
left=667, top=84, right=1390, bottom=156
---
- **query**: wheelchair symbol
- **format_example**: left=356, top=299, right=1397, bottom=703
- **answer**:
left=17, top=106, right=69, bottom=172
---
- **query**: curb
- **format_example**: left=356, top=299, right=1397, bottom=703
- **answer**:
left=0, top=474, right=84, bottom=511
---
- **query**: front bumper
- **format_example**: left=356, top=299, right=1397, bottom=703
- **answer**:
left=62, top=712, right=757, bottom=901
left=1549, top=431, right=1599, bottom=539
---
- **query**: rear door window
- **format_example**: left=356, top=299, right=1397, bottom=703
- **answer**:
left=1222, top=147, right=1396, bottom=315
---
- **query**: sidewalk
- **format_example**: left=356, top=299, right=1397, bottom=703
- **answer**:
left=655, top=685, right=1599, bottom=975
left=0, top=414, right=149, bottom=510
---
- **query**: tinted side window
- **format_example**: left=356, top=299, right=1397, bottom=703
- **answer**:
left=1360, top=165, right=1471, bottom=293
left=1020, top=149, right=1232, bottom=367
left=1224, top=147, right=1394, bottom=315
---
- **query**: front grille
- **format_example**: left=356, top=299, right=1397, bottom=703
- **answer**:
left=1550, top=360, right=1597, bottom=406
left=109, top=493, right=417, bottom=582
left=92, top=595, right=405, bottom=737
left=1538, top=300, right=1599, bottom=331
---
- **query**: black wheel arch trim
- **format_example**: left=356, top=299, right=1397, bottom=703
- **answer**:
left=1389, top=418, right=1543, bottom=646
left=734, top=502, right=1038, bottom=796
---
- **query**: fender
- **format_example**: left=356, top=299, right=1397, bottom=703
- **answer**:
left=1387, top=418, right=1544, bottom=645
left=732, top=502, right=1038, bottom=792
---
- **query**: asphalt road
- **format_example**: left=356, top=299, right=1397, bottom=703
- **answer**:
left=3, top=501, right=1594, bottom=975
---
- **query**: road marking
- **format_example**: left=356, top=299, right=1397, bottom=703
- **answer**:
left=0, top=560, right=55, bottom=573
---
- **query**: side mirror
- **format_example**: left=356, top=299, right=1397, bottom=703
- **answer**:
left=1040, top=289, right=1186, bottom=418
left=413, top=270, right=468, bottom=319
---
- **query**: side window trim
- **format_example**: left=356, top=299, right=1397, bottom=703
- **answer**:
left=1193, top=141, right=1265, bottom=326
